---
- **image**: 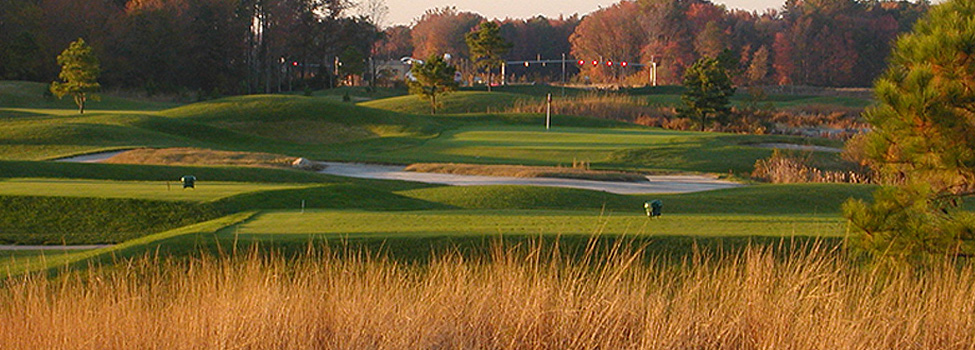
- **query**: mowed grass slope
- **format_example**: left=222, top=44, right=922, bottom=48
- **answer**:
left=358, top=91, right=529, bottom=114
left=163, top=94, right=441, bottom=144
left=0, top=93, right=444, bottom=160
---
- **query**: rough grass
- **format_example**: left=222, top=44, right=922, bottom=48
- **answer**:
left=0, top=195, right=223, bottom=245
left=0, top=212, right=255, bottom=275
left=405, top=162, right=648, bottom=182
left=103, top=147, right=300, bottom=169
left=2, top=243, right=972, bottom=349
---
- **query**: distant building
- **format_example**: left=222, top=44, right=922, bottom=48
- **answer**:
left=373, top=59, right=412, bottom=86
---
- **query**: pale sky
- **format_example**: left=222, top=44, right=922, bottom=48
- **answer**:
left=385, top=0, right=787, bottom=26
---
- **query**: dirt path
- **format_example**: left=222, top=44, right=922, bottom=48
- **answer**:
left=319, top=162, right=742, bottom=194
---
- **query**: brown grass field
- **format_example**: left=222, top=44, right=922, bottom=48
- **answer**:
left=1, top=242, right=973, bottom=349
left=406, top=162, right=649, bottom=182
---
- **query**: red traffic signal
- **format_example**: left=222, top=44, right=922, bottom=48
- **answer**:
left=607, top=60, right=613, bottom=66
left=292, top=61, right=298, bottom=66
left=621, top=61, right=628, bottom=67
left=577, top=59, right=585, bottom=65
left=591, top=60, right=598, bottom=66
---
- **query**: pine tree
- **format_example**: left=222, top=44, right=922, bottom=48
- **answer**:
left=465, top=21, right=510, bottom=91
left=843, top=0, right=975, bottom=262
left=408, top=54, right=458, bottom=114
left=678, top=56, right=735, bottom=131
left=50, top=38, right=100, bottom=114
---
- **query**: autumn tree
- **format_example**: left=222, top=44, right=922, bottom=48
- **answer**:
left=375, top=25, right=413, bottom=60
left=466, top=21, right=510, bottom=91
left=408, top=54, right=458, bottom=114
left=678, top=56, right=735, bottom=130
left=411, top=7, right=482, bottom=60
left=50, top=38, right=100, bottom=114
left=569, top=1, right=647, bottom=83
left=745, top=45, right=770, bottom=85
left=843, top=0, right=975, bottom=262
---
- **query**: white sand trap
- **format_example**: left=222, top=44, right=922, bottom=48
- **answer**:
left=53, top=150, right=132, bottom=163
left=319, top=162, right=741, bottom=194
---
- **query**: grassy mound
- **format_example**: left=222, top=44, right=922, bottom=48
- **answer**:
left=0, top=81, right=178, bottom=111
left=0, top=112, right=282, bottom=160
left=164, top=94, right=440, bottom=144
left=360, top=91, right=529, bottom=114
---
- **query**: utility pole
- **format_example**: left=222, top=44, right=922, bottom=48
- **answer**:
left=561, top=53, right=566, bottom=97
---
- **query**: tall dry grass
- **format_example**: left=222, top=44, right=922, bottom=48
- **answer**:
left=1, top=242, right=973, bottom=349
left=752, top=150, right=872, bottom=184
left=506, top=93, right=681, bottom=127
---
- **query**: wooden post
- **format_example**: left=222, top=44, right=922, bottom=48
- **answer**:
left=546, top=93, right=552, bottom=130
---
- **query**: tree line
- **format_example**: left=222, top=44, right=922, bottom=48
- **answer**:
left=1, top=0, right=929, bottom=96
left=0, top=0, right=381, bottom=97
left=378, top=0, right=927, bottom=87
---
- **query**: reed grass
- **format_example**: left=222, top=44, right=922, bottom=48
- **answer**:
left=1, top=242, right=972, bottom=349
